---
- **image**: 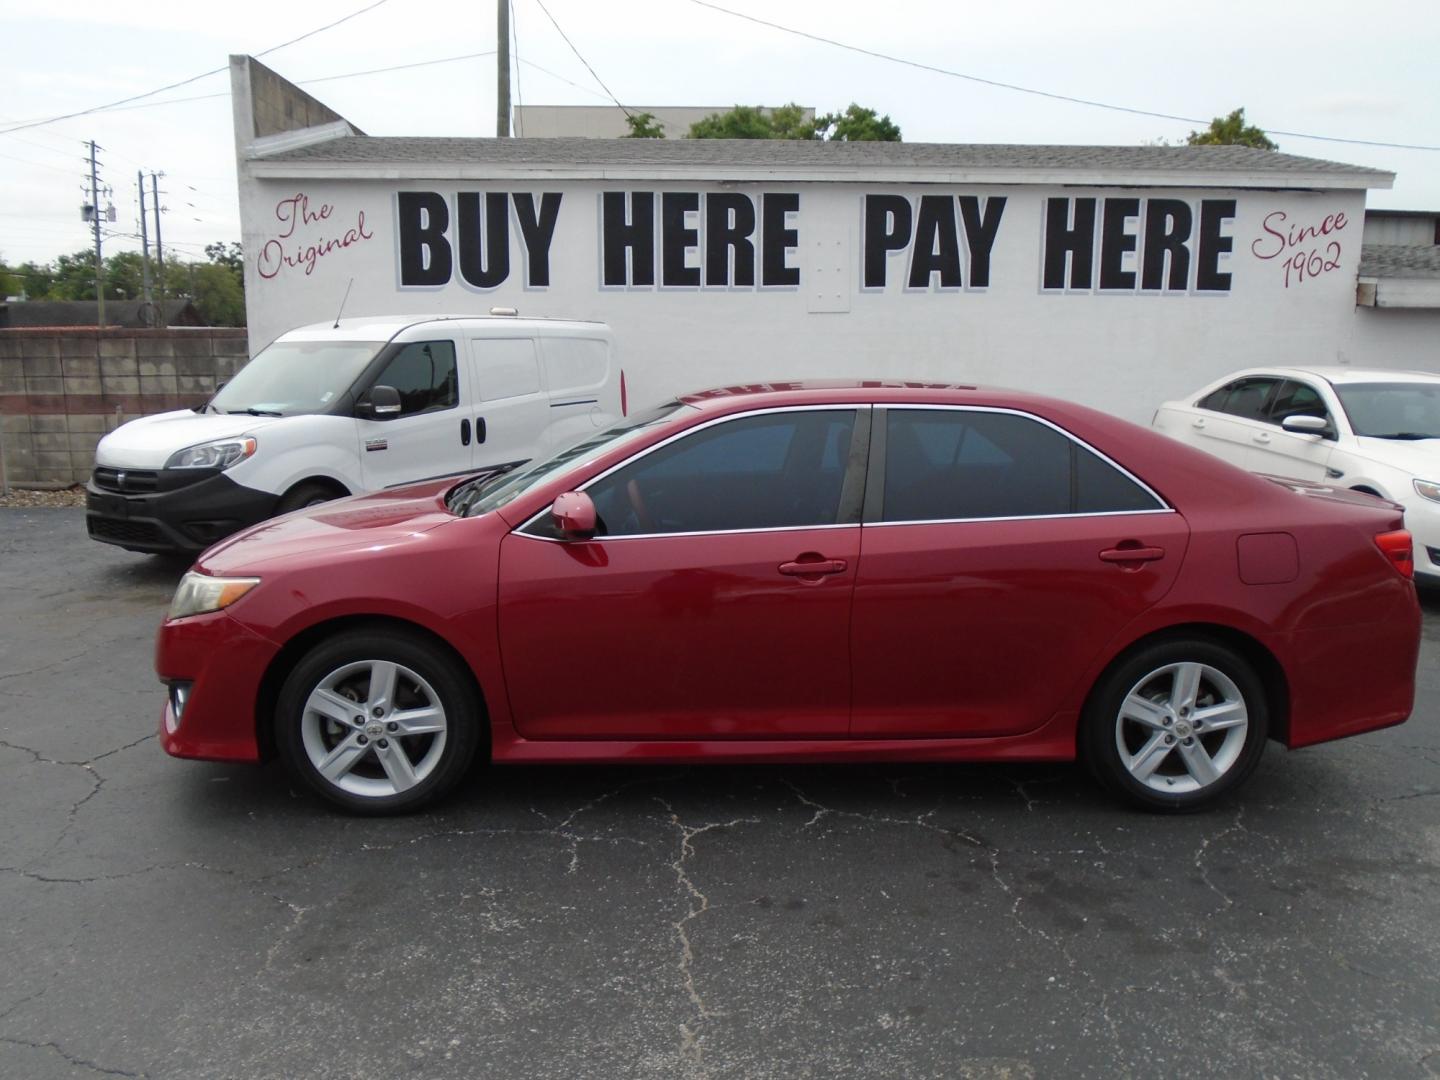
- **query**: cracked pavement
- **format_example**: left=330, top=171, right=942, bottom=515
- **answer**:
left=2, top=507, right=1440, bottom=1079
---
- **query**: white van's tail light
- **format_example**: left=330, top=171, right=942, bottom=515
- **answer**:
left=620, top=369, right=628, bottom=416
left=1375, top=530, right=1414, bottom=579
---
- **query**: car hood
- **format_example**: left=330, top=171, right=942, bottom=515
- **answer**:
left=95, top=409, right=283, bottom=469
left=197, top=479, right=460, bottom=574
left=1350, top=437, right=1440, bottom=480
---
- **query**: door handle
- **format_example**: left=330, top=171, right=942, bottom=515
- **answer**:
left=778, top=557, right=847, bottom=576
left=475, top=417, right=487, bottom=444
left=460, top=418, right=471, bottom=446
left=1191, top=418, right=1206, bottom=428
left=1253, top=432, right=1271, bottom=444
left=1099, top=545, right=1165, bottom=564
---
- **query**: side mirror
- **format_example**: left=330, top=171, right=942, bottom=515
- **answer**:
left=1281, top=414, right=1329, bottom=435
left=551, top=491, right=597, bottom=540
left=357, top=384, right=402, bottom=420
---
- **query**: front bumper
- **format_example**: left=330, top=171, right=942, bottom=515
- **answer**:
left=86, top=470, right=278, bottom=554
left=156, top=608, right=279, bottom=761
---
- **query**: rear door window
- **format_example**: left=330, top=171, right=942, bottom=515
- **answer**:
left=878, top=409, right=1162, bottom=522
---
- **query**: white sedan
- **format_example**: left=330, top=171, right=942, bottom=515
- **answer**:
left=1153, top=366, right=1440, bottom=583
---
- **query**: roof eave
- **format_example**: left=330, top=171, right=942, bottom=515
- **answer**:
left=243, top=158, right=1394, bottom=190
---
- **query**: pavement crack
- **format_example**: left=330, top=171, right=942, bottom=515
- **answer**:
left=1193, top=803, right=1248, bottom=910
left=0, top=1035, right=145, bottom=1077
left=654, top=797, right=759, bottom=1072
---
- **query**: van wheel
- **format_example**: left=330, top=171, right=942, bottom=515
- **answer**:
left=274, top=629, right=481, bottom=814
left=276, top=481, right=341, bottom=514
left=1082, top=638, right=1268, bottom=813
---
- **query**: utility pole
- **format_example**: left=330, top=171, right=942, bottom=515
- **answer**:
left=137, top=172, right=155, bottom=325
left=150, top=172, right=165, bottom=301
left=88, top=141, right=105, bottom=327
left=496, top=0, right=511, bottom=137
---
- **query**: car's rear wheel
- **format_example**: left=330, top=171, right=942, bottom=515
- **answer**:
left=275, top=629, right=481, bottom=814
left=1082, top=638, right=1268, bottom=813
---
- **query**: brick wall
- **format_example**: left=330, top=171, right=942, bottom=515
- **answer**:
left=0, top=328, right=250, bottom=485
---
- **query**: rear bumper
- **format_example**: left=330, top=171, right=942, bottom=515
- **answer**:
left=87, top=472, right=278, bottom=554
left=1281, top=598, right=1421, bottom=749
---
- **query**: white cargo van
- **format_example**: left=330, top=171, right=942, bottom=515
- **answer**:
left=85, top=313, right=623, bottom=554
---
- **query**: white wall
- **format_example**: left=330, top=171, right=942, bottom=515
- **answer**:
left=1347, top=307, right=1440, bottom=372
left=239, top=175, right=1373, bottom=424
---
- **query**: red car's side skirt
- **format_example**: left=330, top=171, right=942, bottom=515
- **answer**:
left=489, top=712, right=1078, bottom=766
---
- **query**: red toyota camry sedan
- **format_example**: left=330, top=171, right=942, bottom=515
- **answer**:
left=155, top=383, right=1420, bottom=815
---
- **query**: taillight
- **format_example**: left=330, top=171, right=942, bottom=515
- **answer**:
left=1375, top=529, right=1414, bottom=579
left=620, top=369, right=628, bottom=417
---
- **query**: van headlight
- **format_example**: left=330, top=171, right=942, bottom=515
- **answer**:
left=1414, top=480, right=1440, bottom=503
left=166, top=437, right=257, bottom=470
left=168, top=572, right=261, bottom=620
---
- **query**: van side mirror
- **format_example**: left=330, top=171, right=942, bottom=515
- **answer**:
left=1281, top=414, right=1329, bottom=435
left=357, top=385, right=402, bottom=419
left=551, top=491, right=597, bottom=540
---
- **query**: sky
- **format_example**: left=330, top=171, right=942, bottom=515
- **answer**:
left=2, top=0, right=1436, bottom=269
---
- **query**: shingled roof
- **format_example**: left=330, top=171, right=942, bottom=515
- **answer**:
left=248, top=137, right=1393, bottom=190
left=1360, top=244, right=1440, bottom=280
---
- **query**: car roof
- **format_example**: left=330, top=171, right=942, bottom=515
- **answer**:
left=281, top=313, right=607, bottom=342
left=1209, top=366, right=1440, bottom=388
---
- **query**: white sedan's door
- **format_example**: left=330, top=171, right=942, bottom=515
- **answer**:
left=1249, top=378, right=1336, bottom=482
left=1154, top=376, right=1282, bottom=472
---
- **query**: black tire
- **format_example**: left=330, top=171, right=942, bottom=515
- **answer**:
left=274, top=628, right=482, bottom=815
left=1081, top=638, right=1269, bottom=813
left=275, top=481, right=341, bottom=515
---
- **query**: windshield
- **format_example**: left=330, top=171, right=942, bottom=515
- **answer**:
left=1334, top=382, right=1440, bottom=439
left=209, top=340, right=383, bottom=416
left=449, top=401, right=688, bottom=517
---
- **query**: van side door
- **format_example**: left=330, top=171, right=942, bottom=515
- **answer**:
left=538, top=334, right=619, bottom=455
left=467, top=336, right=552, bottom=472
left=356, top=337, right=469, bottom=490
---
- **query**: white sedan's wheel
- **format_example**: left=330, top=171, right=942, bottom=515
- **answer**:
left=1083, top=639, right=1268, bottom=812
left=276, top=629, right=481, bottom=814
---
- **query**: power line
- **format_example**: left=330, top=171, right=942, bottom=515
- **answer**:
left=0, top=0, right=395, bottom=136
left=531, top=0, right=633, bottom=119
left=686, top=0, right=1440, bottom=153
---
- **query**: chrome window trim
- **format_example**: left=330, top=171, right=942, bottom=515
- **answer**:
left=515, top=404, right=868, bottom=539
left=866, top=508, right=1178, bottom=529
left=876, top=403, right=1172, bottom=516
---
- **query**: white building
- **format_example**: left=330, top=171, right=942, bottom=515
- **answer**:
left=230, top=56, right=1439, bottom=423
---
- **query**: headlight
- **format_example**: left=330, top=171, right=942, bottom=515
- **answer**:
left=168, top=572, right=260, bottom=620
left=165, top=437, right=257, bottom=470
left=1414, top=480, right=1440, bottom=503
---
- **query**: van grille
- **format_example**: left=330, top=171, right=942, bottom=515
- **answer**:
left=87, top=516, right=166, bottom=547
left=93, top=467, right=159, bottom=494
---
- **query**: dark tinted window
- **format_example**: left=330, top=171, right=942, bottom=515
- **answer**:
left=881, top=410, right=1162, bottom=522
left=1196, top=384, right=1232, bottom=411
left=1269, top=380, right=1329, bottom=424
left=1217, top=377, right=1279, bottom=421
left=588, top=410, right=856, bottom=536
left=373, top=341, right=458, bottom=417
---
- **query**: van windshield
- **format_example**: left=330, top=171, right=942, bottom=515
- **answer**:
left=209, top=341, right=382, bottom=416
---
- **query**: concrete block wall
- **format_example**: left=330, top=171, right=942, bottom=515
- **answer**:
left=0, top=328, right=250, bottom=485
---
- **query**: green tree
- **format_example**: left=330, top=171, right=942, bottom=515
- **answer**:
left=689, top=102, right=901, bottom=141
left=0, top=256, right=19, bottom=299
left=186, top=262, right=245, bottom=326
left=816, top=104, right=901, bottom=142
left=12, top=261, right=54, bottom=299
left=45, top=249, right=103, bottom=300
left=104, top=251, right=146, bottom=301
left=204, top=241, right=244, bottom=272
left=1186, top=108, right=1277, bottom=150
left=622, top=111, right=666, bottom=138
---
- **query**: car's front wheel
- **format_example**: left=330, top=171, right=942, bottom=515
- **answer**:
left=275, top=628, right=482, bottom=814
left=1082, top=638, right=1269, bottom=813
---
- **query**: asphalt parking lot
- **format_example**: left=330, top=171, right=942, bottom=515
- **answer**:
left=2, top=507, right=1439, bottom=1080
